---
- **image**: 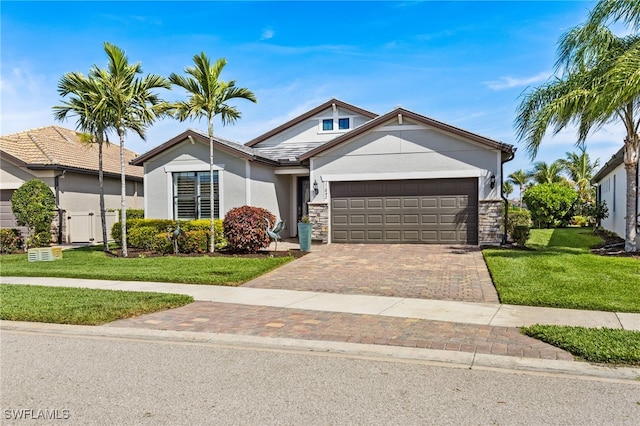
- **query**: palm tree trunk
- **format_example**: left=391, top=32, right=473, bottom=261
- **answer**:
left=119, top=128, right=128, bottom=257
left=624, top=139, right=638, bottom=252
left=98, top=136, right=108, bottom=252
left=209, top=119, right=215, bottom=254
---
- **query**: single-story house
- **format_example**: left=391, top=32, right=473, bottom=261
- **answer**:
left=592, top=146, right=640, bottom=246
left=132, top=99, right=515, bottom=245
left=0, top=126, right=143, bottom=243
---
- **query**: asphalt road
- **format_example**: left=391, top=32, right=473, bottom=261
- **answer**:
left=1, top=331, right=639, bottom=425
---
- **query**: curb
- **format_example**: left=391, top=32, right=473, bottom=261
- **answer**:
left=2, top=320, right=638, bottom=382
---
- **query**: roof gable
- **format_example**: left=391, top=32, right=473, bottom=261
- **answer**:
left=131, top=129, right=278, bottom=166
left=299, top=108, right=514, bottom=161
left=245, top=98, right=378, bottom=148
left=0, top=126, right=143, bottom=178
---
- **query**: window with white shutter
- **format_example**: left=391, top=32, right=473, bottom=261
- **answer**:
left=172, top=171, right=219, bottom=220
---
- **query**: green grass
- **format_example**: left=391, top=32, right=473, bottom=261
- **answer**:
left=483, top=228, right=640, bottom=313
left=0, top=246, right=293, bottom=285
left=0, top=284, right=193, bottom=325
left=522, top=324, right=640, bottom=365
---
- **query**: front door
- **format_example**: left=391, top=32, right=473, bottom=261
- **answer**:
left=297, top=177, right=310, bottom=224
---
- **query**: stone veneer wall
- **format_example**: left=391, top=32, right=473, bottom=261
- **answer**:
left=478, top=200, right=503, bottom=246
left=308, top=202, right=329, bottom=243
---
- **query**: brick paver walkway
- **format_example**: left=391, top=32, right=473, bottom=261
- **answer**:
left=108, top=302, right=572, bottom=360
left=243, top=244, right=499, bottom=303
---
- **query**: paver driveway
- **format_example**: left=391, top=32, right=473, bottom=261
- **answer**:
left=243, top=244, right=499, bottom=303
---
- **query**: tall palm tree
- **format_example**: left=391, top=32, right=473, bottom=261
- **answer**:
left=53, top=72, right=111, bottom=252
left=515, top=0, right=640, bottom=251
left=507, top=169, right=530, bottom=208
left=90, top=42, right=170, bottom=257
left=529, top=160, right=567, bottom=185
left=560, top=147, right=600, bottom=204
left=168, top=53, right=257, bottom=253
left=502, top=181, right=514, bottom=201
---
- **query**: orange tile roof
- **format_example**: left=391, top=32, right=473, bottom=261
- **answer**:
left=0, top=126, right=143, bottom=178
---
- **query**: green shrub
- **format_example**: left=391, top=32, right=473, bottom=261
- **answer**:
left=152, top=233, right=172, bottom=255
left=512, top=225, right=530, bottom=246
left=11, top=179, right=56, bottom=248
left=181, top=218, right=226, bottom=249
left=506, top=207, right=532, bottom=238
left=127, top=226, right=159, bottom=251
left=523, top=183, right=578, bottom=228
left=111, top=219, right=172, bottom=245
left=571, top=215, right=589, bottom=227
left=111, top=208, right=144, bottom=221
left=224, top=206, right=275, bottom=253
left=178, top=230, right=209, bottom=254
left=0, top=229, right=24, bottom=253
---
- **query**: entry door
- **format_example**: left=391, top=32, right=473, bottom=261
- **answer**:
left=297, top=177, right=310, bottom=222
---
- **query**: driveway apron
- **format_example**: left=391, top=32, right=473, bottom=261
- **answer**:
left=243, top=244, right=499, bottom=303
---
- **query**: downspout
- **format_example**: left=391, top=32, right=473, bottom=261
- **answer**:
left=54, top=170, right=66, bottom=244
left=501, top=150, right=516, bottom=245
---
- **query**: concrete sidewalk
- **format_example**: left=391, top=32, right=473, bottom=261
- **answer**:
left=2, top=276, right=639, bottom=330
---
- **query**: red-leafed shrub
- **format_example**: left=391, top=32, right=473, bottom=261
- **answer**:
left=223, top=206, right=275, bottom=253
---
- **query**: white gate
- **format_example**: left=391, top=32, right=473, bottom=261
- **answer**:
left=67, top=211, right=117, bottom=243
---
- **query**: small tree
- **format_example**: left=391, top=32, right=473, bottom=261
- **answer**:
left=523, top=183, right=578, bottom=228
left=11, top=179, right=56, bottom=248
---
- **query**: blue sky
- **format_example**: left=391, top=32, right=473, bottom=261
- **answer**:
left=0, top=1, right=626, bottom=177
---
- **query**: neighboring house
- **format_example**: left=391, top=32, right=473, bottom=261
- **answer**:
left=133, top=99, right=515, bottom=245
left=0, top=126, right=143, bottom=243
left=592, top=146, right=640, bottom=245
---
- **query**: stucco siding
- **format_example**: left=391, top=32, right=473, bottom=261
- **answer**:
left=59, top=172, right=141, bottom=212
left=248, top=162, right=291, bottom=227
left=142, top=138, right=248, bottom=219
left=311, top=127, right=501, bottom=202
left=253, top=106, right=376, bottom=156
left=598, top=163, right=635, bottom=240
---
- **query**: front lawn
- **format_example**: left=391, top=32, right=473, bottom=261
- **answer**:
left=0, top=246, right=293, bottom=285
left=522, top=324, right=640, bottom=365
left=483, top=228, right=640, bottom=313
left=0, top=284, right=193, bottom=325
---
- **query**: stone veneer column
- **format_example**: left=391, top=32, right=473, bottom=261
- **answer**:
left=478, top=200, right=503, bottom=246
left=308, top=202, right=329, bottom=243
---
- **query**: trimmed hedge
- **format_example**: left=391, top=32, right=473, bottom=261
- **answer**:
left=506, top=207, right=532, bottom=239
left=111, top=218, right=226, bottom=253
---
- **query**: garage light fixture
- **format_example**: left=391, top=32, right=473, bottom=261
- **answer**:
left=313, top=180, right=319, bottom=195
left=490, top=174, right=496, bottom=189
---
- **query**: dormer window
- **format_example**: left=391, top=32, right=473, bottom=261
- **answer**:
left=319, top=117, right=351, bottom=132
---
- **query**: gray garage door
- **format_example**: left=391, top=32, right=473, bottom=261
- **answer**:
left=331, top=178, right=478, bottom=244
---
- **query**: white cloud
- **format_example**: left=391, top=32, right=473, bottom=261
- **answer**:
left=260, top=28, right=275, bottom=40
left=484, top=71, right=551, bottom=91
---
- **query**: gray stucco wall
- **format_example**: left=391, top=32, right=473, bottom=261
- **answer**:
left=311, top=126, right=502, bottom=203
left=143, top=138, right=249, bottom=219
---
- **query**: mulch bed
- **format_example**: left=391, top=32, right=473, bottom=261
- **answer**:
left=590, top=230, right=640, bottom=259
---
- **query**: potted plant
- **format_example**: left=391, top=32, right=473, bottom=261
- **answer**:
left=297, top=215, right=312, bottom=252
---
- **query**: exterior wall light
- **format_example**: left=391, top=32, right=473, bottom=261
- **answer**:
left=490, top=174, right=496, bottom=189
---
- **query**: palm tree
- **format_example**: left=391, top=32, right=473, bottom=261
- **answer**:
left=90, top=42, right=170, bottom=257
left=515, top=0, right=640, bottom=251
left=502, top=180, right=514, bottom=201
left=168, top=53, right=257, bottom=253
left=53, top=72, right=111, bottom=252
left=560, top=147, right=600, bottom=205
left=529, top=160, right=567, bottom=185
left=507, top=169, right=530, bottom=208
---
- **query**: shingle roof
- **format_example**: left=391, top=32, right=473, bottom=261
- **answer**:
left=0, top=126, right=143, bottom=178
